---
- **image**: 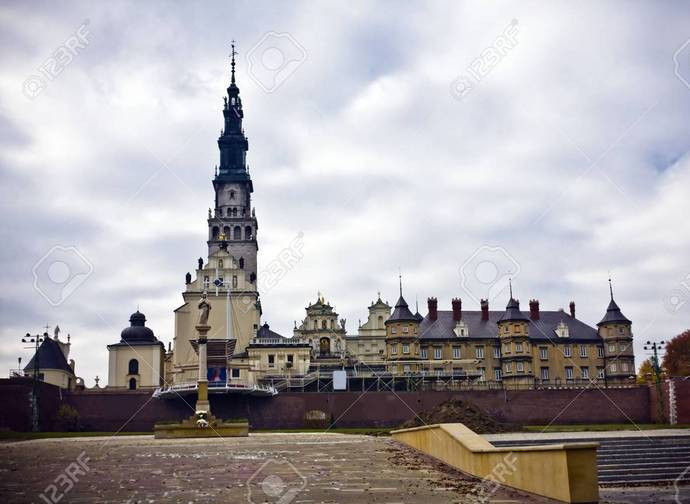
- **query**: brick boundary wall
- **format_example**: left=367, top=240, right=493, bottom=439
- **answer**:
left=0, top=378, right=653, bottom=431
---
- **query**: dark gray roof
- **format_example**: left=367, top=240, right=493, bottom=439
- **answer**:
left=386, top=295, right=418, bottom=323
left=418, top=310, right=600, bottom=343
left=256, top=323, right=285, bottom=339
left=120, top=311, right=157, bottom=343
left=597, top=299, right=631, bottom=326
left=24, top=338, right=73, bottom=373
left=498, top=298, right=530, bottom=323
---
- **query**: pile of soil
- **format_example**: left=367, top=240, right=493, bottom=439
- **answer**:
left=400, top=398, right=520, bottom=434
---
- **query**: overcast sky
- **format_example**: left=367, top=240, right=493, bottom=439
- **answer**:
left=1, top=1, right=689, bottom=386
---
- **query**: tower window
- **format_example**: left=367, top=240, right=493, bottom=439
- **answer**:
left=245, top=226, right=253, bottom=240
left=234, top=226, right=241, bottom=240
left=223, top=226, right=230, bottom=238
left=229, top=190, right=236, bottom=200
left=212, top=226, right=219, bottom=239
left=128, top=359, right=139, bottom=375
left=239, top=257, right=244, bottom=269
left=129, top=377, right=137, bottom=390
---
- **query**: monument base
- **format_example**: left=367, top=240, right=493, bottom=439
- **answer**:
left=154, top=412, right=249, bottom=439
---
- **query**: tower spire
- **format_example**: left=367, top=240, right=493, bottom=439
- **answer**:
left=609, top=277, right=614, bottom=300
left=509, top=278, right=513, bottom=299
left=230, top=40, right=237, bottom=85
left=398, top=269, right=402, bottom=297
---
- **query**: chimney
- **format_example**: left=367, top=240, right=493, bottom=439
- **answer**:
left=428, top=297, right=438, bottom=321
left=480, top=299, right=489, bottom=321
left=452, top=298, right=462, bottom=321
left=529, top=299, right=540, bottom=320
left=569, top=301, right=576, bottom=318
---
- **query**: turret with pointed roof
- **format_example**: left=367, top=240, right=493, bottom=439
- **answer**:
left=597, top=279, right=631, bottom=326
left=385, top=276, right=417, bottom=324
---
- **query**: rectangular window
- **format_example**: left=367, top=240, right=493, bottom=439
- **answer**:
left=391, top=345, right=398, bottom=355
left=403, top=364, right=411, bottom=373
left=564, top=346, right=572, bottom=358
left=582, top=367, right=589, bottom=379
left=515, top=342, right=523, bottom=353
left=478, top=367, right=486, bottom=381
left=287, top=354, right=294, bottom=364
left=610, top=363, right=617, bottom=372
left=232, top=275, right=238, bottom=288
left=597, top=367, right=605, bottom=379
left=621, top=362, right=628, bottom=372
left=493, top=346, right=501, bottom=358
left=580, top=345, right=588, bottom=358
left=475, top=346, right=484, bottom=359
left=597, top=346, right=604, bottom=358
left=503, top=343, right=510, bottom=354
left=540, top=347, right=548, bottom=360
left=421, top=348, right=428, bottom=359
left=268, top=354, right=275, bottom=367
left=403, top=326, right=409, bottom=334
left=434, top=348, right=442, bottom=360
left=516, top=362, right=524, bottom=372
left=541, top=367, right=549, bottom=380
left=452, top=347, right=461, bottom=359
left=494, top=368, right=502, bottom=381
left=608, top=343, right=615, bottom=353
left=391, top=327, right=397, bottom=335
left=231, top=368, right=240, bottom=378
left=402, top=344, right=410, bottom=354
left=505, top=362, right=512, bottom=373
left=565, top=366, right=574, bottom=380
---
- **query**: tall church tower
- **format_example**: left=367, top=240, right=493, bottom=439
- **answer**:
left=170, top=46, right=261, bottom=385
left=207, top=43, right=258, bottom=282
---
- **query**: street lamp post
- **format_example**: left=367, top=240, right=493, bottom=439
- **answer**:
left=644, top=340, right=666, bottom=424
left=21, top=332, right=46, bottom=432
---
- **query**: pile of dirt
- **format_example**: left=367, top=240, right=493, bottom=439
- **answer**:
left=400, top=398, right=520, bottom=434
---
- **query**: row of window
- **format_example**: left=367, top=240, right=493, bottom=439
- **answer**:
left=397, top=343, right=620, bottom=361
left=211, top=225, right=253, bottom=241
left=267, top=354, right=296, bottom=367
left=220, top=206, right=247, bottom=217
left=390, top=324, right=417, bottom=335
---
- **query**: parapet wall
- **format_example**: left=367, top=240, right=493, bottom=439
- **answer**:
left=0, top=378, right=654, bottom=431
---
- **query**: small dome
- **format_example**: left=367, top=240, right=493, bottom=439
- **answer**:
left=121, top=311, right=156, bottom=342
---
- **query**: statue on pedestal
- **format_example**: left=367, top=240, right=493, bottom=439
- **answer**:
left=198, top=291, right=211, bottom=326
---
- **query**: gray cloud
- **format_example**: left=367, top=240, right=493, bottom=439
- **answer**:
left=1, top=1, right=690, bottom=385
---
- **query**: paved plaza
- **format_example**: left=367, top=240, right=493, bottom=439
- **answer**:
left=0, top=433, right=688, bottom=503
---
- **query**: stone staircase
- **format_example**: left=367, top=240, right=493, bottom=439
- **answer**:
left=492, top=435, right=690, bottom=486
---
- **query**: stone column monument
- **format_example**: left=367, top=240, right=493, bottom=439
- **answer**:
left=153, top=291, right=248, bottom=438
left=196, top=292, right=212, bottom=414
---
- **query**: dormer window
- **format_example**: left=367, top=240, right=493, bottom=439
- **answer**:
left=556, top=321, right=569, bottom=338
left=454, top=320, right=469, bottom=337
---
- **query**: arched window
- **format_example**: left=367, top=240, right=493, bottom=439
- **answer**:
left=212, top=226, right=219, bottom=239
left=322, top=320, right=327, bottom=330
left=245, top=226, right=253, bottom=240
left=229, top=190, right=236, bottom=200
left=218, top=259, right=223, bottom=269
left=129, top=377, right=137, bottom=390
left=377, top=315, right=384, bottom=329
left=223, top=226, right=230, bottom=238
left=234, top=226, right=241, bottom=240
left=239, top=257, right=244, bottom=269
left=128, top=359, right=139, bottom=375
left=232, top=208, right=237, bottom=217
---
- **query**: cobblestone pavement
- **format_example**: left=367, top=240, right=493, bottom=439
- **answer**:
left=0, top=433, right=687, bottom=503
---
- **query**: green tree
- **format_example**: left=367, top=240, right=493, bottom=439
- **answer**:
left=662, top=330, right=690, bottom=376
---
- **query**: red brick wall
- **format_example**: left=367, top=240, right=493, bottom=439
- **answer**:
left=672, top=379, right=690, bottom=424
left=0, top=378, right=652, bottom=431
